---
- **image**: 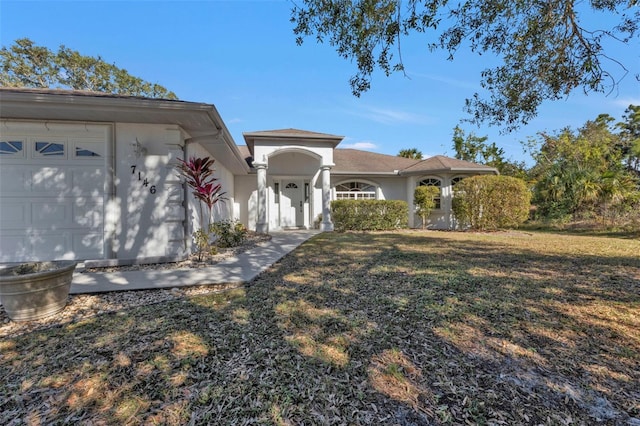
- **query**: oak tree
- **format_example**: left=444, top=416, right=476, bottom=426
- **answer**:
left=291, top=1, right=638, bottom=130
left=0, top=38, right=177, bottom=99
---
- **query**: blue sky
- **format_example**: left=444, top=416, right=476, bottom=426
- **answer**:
left=1, top=0, right=638, bottom=165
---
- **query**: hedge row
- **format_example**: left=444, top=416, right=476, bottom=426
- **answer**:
left=452, top=175, right=530, bottom=230
left=331, top=200, right=408, bottom=232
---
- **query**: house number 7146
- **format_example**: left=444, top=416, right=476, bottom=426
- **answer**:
left=131, top=165, right=156, bottom=194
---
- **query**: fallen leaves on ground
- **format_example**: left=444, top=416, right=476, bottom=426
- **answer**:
left=1, top=230, right=639, bottom=425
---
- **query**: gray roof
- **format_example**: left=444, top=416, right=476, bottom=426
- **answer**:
left=243, top=128, right=344, bottom=139
left=400, top=155, right=497, bottom=175
left=333, top=149, right=497, bottom=175
left=238, top=145, right=497, bottom=175
left=242, top=128, right=344, bottom=155
left=332, top=149, right=419, bottom=174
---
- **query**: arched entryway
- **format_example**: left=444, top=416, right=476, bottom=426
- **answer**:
left=253, top=146, right=333, bottom=232
left=269, top=148, right=320, bottom=229
left=243, top=129, right=343, bottom=233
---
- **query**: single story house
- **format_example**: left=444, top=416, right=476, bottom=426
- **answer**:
left=0, top=88, right=496, bottom=264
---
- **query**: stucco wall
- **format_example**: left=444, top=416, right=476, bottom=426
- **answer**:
left=253, top=142, right=333, bottom=168
left=113, top=123, right=186, bottom=260
left=234, top=174, right=258, bottom=231
left=268, top=152, right=321, bottom=176
left=330, top=175, right=407, bottom=202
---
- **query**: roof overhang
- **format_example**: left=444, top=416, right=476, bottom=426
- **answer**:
left=0, top=88, right=250, bottom=174
left=243, top=129, right=344, bottom=156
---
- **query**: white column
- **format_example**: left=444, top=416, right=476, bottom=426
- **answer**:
left=443, top=177, right=452, bottom=230
left=320, top=164, right=334, bottom=231
left=255, top=162, right=269, bottom=234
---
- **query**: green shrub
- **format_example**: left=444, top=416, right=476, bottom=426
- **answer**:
left=331, top=200, right=408, bottom=232
left=193, top=228, right=218, bottom=257
left=414, top=185, right=441, bottom=229
left=210, top=219, right=247, bottom=248
left=452, top=175, right=530, bottom=230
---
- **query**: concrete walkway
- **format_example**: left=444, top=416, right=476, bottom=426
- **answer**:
left=70, top=230, right=320, bottom=294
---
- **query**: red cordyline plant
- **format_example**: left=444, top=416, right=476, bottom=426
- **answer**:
left=176, top=156, right=226, bottom=260
left=177, top=156, right=226, bottom=219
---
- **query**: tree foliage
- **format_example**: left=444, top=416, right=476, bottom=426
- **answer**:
left=617, top=104, right=640, bottom=176
left=398, top=147, right=423, bottom=159
left=452, top=126, right=528, bottom=178
left=452, top=175, right=531, bottom=230
left=0, top=38, right=177, bottom=99
left=414, top=185, right=440, bottom=229
left=529, top=111, right=639, bottom=223
left=291, top=1, right=639, bottom=130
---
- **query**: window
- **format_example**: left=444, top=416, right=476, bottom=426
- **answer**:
left=75, top=146, right=101, bottom=157
left=418, top=178, right=442, bottom=209
left=451, top=177, right=465, bottom=186
left=285, top=182, right=298, bottom=189
left=274, top=182, right=280, bottom=203
left=335, top=181, right=377, bottom=200
left=0, top=141, right=23, bottom=155
left=35, top=141, right=64, bottom=157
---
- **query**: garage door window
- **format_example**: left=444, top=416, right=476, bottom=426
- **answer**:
left=75, top=146, right=101, bottom=157
left=35, top=141, right=65, bottom=157
left=0, top=141, right=23, bottom=155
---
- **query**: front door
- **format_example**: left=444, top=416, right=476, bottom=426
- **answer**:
left=281, top=181, right=304, bottom=228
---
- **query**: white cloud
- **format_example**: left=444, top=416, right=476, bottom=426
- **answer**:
left=340, top=140, right=379, bottom=150
left=347, top=105, right=435, bottom=125
left=611, top=97, right=640, bottom=108
left=226, top=118, right=243, bottom=124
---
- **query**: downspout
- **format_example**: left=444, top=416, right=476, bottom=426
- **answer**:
left=182, top=140, right=193, bottom=256
left=104, top=123, right=117, bottom=259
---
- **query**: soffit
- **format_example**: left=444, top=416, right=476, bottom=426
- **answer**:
left=0, top=88, right=250, bottom=174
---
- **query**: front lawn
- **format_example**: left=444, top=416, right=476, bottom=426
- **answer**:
left=1, top=231, right=639, bottom=424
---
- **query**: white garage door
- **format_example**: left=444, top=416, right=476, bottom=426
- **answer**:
left=0, top=122, right=109, bottom=262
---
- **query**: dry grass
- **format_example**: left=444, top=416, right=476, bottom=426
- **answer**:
left=1, top=230, right=639, bottom=425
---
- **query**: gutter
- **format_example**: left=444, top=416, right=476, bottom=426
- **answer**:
left=331, top=171, right=401, bottom=176
left=205, top=108, right=251, bottom=174
left=399, top=167, right=498, bottom=176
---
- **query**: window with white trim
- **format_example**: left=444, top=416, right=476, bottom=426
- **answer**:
left=34, top=141, right=65, bottom=157
left=0, top=141, right=23, bottom=156
left=335, top=181, right=377, bottom=200
left=418, top=177, right=442, bottom=209
left=75, top=146, right=101, bottom=157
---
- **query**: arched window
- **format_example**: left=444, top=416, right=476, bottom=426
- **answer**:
left=451, top=176, right=465, bottom=187
left=335, top=181, right=377, bottom=200
left=418, top=177, right=442, bottom=209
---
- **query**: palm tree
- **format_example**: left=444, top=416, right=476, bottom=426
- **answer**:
left=398, top=148, right=423, bottom=160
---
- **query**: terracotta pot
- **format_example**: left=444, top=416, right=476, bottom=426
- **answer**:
left=0, top=260, right=77, bottom=322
